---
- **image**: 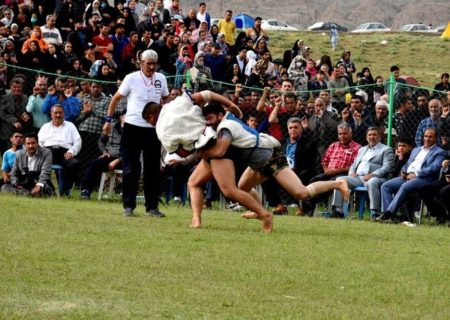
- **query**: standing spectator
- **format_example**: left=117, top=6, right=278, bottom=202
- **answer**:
left=110, top=23, right=129, bottom=70
left=175, top=45, right=192, bottom=88
left=155, top=32, right=177, bottom=75
left=330, top=25, right=338, bottom=51
left=204, top=43, right=227, bottom=83
left=42, top=77, right=81, bottom=122
left=92, top=23, right=113, bottom=60
left=75, top=81, right=111, bottom=176
left=189, top=51, right=212, bottom=92
left=246, top=16, right=269, bottom=42
left=0, top=78, right=31, bottom=154
left=196, top=2, right=211, bottom=28
left=304, top=97, right=340, bottom=158
left=338, top=50, right=356, bottom=83
left=102, top=49, right=169, bottom=217
left=433, top=73, right=449, bottom=99
left=415, top=99, right=443, bottom=147
left=217, top=9, right=236, bottom=47
left=155, top=0, right=171, bottom=25
left=67, top=21, right=89, bottom=58
left=168, top=0, right=184, bottom=18
left=26, top=76, right=49, bottom=130
left=40, top=14, right=63, bottom=47
left=184, top=8, right=200, bottom=32
left=38, top=105, right=82, bottom=196
left=329, top=65, right=349, bottom=112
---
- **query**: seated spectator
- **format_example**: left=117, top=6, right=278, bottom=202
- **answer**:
left=392, top=137, right=414, bottom=177
left=378, top=128, right=446, bottom=222
left=38, top=104, right=82, bottom=196
left=80, top=110, right=125, bottom=199
left=332, top=127, right=394, bottom=219
left=1, top=130, right=24, bottom=188
left=301, top=123, right=361, bottom=215
left=418, top=159, right=450, bottom=224
left=1, top=132, right=53, bottom=197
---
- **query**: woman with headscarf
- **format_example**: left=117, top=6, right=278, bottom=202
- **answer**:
left=227, top=63, right=245, bottom=85
left=189, top=51, right=212, bottom=92
left=282, top=39, right=304, bottom=69
left=246, top=59, right=268, bottom=89
left=175, top=45, right=193, bottom=88
left=288, top=55, right=309, bottom=92
left=21, top=40, right=46, bottom=70
left=21, top=26, right=48, bottom=54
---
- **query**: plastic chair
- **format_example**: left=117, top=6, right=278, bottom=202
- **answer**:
left=165, top=176, right=188, bottom=205
left=98, top=170, right=123, bottom=200
left=343, top=185, right=368, bottom=219
left=51, top=164, right=64, bottom=195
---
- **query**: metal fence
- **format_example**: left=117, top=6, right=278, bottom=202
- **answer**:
left=1, top=64, right=448, bottom=205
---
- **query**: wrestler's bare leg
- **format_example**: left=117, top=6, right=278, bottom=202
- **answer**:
left=274, top=167, right=350, bottom=201
left=238, top=167, right=269, bottom=219
left=210, top=159, right=273, bottom=232
left=187, top=159, right=213, bottom=228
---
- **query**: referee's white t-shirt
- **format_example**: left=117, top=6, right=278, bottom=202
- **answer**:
left=118, top=71, right=168, bottom=128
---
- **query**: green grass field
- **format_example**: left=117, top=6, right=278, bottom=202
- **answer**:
left=1, top=194, right=449, bottom=319
left=268, top=31, right=449, bottom=89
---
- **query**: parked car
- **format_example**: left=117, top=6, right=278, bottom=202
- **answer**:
left=261, top=19, right=298, bottom=31
left=432, top=24, right=446, bottom=33
left=400, top=24, right=432, bottom=32
left=352, top=22, right=391, bottom=33
left=307, top=22, right=348, bottom=32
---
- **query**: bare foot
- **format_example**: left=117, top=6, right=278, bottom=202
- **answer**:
left=337, top=180, right=350, bottom=201
left=241, top=211, right=258, bottom=219
left=191, top=215, right=202, bottom=228
left=261, top=211, right=273, bottom=233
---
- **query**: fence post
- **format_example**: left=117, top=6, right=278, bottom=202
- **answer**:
left=387, top=73, right=395, bottom=147
left=185, top=69, right=191, bottom=90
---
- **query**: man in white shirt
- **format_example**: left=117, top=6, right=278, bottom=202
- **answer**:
left=332, top=127, right=394, bottom=219
left=38, top=105, right=82, bottom=196
left=103, top=49, right=169, bottom=217
left=40, top=14, right=63, bottom=47
left=378, top=128, right=447, bottom=222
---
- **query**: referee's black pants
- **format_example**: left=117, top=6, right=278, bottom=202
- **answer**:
left=120, top=123, right=161, bottom=211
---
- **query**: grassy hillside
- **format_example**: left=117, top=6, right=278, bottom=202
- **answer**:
left=268, top=31, right=449, bottom=89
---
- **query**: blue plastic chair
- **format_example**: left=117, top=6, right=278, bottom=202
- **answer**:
left=343, top=186, right=368, bottom=219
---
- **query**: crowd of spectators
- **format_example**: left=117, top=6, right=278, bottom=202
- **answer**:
left=0, top=0, right=449, bottom=225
